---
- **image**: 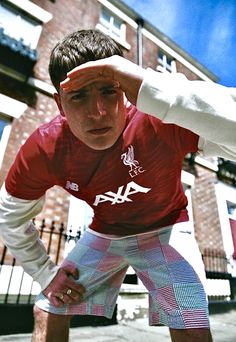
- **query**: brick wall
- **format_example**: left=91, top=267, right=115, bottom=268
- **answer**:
left=176, top=60, right=202, bottom=80
left=192, top=165, right=224, bottom=251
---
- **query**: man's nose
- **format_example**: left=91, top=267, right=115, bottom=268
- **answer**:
left=88, top=93, right=107, bottom=118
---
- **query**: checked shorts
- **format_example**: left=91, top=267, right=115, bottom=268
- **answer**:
left=35, top=222, right=210, bottom=329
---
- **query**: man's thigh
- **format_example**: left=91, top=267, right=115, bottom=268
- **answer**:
left=126, top=224, right=210, bottom=329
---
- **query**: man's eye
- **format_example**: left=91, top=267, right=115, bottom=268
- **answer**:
left=102, top=88, right=117, bottom=95
left=71, top=92, right=87, bottom=100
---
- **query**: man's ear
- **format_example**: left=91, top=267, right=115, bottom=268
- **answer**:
left=54, top=93, right=65, bottom=117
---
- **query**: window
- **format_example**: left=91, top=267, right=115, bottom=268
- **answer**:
left=227, top=202, right=236, bottom=216
left=0, top=115, right=11, bottom=168
left=0, top=2, right=42, bottom=49
left=0, top=93, right=27, bottom=168
left=0, top=1, right=52, bottom=76
left=100, top=8, right=123, bottom=39
left=217, top=158, right=236, bottom=187
left=157, top=49, right=176, bottom=73
left=0, top=116, right=9, bottom=140
left=97, top=7, right=130, bottom=50
left=215, top=182, right=236, bottom=274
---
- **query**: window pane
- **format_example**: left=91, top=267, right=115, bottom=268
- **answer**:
left=158, top=50, right=165, bottom=61
left=0, top=117, right=9, bottom=140
left=0, top=3, right=41, bottom=48
left=158, top=50, right=175, bottom=73
left=227, top=201, right=236, bottom=216
left=100, top=7, right=123, bottom=39
left=101, top=8, right=111, bottom=23
left=113, top=16, right=122, bottom=30
left=0, top=116, right=9, bottom=142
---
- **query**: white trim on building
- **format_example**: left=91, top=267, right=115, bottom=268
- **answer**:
left=97, top=0, right=138, bottom=28
left=5, top=0, right=52, bottom=23
left=0, top=93, right=27, bottom=119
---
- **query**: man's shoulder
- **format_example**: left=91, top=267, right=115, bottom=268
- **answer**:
left=27, top=115, right=71, bottom=157
left=126, top=103, right=162, bottom=130
left=37, top=115, right=68, bottom=138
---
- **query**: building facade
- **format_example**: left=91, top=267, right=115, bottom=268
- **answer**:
left=0, top=0, right=236, bottom=298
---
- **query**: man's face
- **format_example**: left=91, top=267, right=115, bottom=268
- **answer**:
left=55, top=81, right=126, bottom=150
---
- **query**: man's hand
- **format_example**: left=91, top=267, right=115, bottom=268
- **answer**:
left=43, top=261, right=85, bottom=307
left=60, top=55, right=145, bottom=105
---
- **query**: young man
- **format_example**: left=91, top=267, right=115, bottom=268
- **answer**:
left=0, top=29, right=236, bottom=342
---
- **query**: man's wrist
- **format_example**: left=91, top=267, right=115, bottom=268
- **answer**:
left=34, top=262, right=60, bottom=290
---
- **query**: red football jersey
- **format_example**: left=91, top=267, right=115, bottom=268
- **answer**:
left=5, top=105, right=199, bottom=235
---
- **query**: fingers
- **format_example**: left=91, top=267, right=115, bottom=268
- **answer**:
left=61, top=261, right=79, bottom=280
left=43, top=262, right=86, bottom=308
left=61, top=67, right=114, bottom=93
left=60, top=56, right=120, bottom=92
left=47, top=285, right=85, bottom=308
left=64, top=278, right=86, bottom=297
left=54, top=288, right=81, bottom=306
left=66, top=58, right=112, bottom=79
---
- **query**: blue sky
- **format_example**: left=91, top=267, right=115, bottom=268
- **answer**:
left=122, top=0, right=236, bottom=87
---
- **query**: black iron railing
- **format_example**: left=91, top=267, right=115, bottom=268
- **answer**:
left=0, top=220, right=81, bottom=304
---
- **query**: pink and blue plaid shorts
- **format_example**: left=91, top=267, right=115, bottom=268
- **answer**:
left=35, top=222, right=210, bottom=329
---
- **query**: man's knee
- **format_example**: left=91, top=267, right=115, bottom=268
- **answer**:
left=32, top=305, right=73, bottom=342
left=33, top=304, right=72, bottom=323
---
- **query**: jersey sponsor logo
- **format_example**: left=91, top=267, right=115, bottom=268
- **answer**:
left=121, top=145, right=145, bottom=178
left=66, top=181, right=79, bottom=192
left=93, top=181, right=151, bottom=206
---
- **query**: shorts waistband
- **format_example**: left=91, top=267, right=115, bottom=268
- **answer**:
left=87, top=221, right=192, bottom=240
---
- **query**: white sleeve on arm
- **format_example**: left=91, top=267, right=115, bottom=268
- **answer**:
left=137, top=68, right=236, bottom=148
left=198, top=137, right=236, bottom=161
left=0, top=183, right=59, bottom=290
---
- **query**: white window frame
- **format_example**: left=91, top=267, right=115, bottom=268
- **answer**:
left=0, top=93, right=27, bottom=168
left=1, top=3, right=39, bottom=49
left=96, top=6, right=131, bottom=50
left=215, top=182, right=236, bottom=276
left=4, top=0, right=52, bottom=23
left=0, top=0, right=52, bottom=49
left=157, top=49, right=176, bottom=73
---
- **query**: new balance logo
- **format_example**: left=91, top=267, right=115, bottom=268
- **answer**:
left=121, top=145, right=145, bottom=178
left=93, top=181, right=151, bottom=206
left=66, top=181, right=79, bottom=192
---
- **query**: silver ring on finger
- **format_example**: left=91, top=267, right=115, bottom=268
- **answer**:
left=66, top=289, right=72, bottom=295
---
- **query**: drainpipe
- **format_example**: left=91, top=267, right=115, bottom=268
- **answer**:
left=136, top=18, right=144, bottom=67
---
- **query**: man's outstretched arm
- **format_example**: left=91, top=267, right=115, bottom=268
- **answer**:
left=61, top=55, right=236, bottom=157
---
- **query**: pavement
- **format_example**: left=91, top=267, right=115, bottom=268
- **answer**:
left=0, top=310, right=235, bottom=342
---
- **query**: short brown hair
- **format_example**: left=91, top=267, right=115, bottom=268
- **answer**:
left=49, top=29, right=123, bottom=91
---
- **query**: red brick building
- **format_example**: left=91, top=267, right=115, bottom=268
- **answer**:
left=0, top=0, right=236, bottom=298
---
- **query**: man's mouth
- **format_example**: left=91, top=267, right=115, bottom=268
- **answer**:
left=88, top=127, right=111, bottom=135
